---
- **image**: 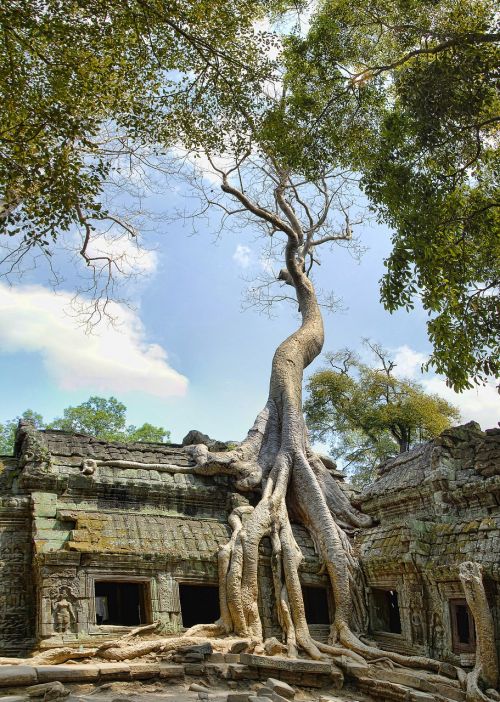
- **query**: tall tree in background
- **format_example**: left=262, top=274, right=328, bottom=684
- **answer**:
left=305, top=342, right=460, bottom=488
left=284, top=0, right=499, bottom=390
left=0, top=397, right=169, bottom=454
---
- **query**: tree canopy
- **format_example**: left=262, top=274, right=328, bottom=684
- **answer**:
left=0, top=0, right=274, bottom=271
left=305, top=342, right=460, bottom=487
left=283, top=0, right=499, bottom=391
left=0, top=397, right=169, bottom=454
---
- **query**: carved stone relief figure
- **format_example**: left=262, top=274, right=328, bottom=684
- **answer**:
left=411, top=610, right=424, bottom=645
left=51, top=586, right=77, bottom=634
left=430, top=610, right=444, bottom=658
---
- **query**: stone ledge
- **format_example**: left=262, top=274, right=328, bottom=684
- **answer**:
left=0, top=662, right=185, bottom=688
left=0, top=666, right=37, bottom=687
left=238, top=654, right=342, bottom=689
left=240, top=654, right=332, bottom=674
left=36, top=665, right=100, bottom=682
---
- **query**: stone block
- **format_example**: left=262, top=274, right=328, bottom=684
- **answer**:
left=184, top=663, right=205, bottom=676
left=225, top=654, right=240, bottom=663
left=240, top=654, right=332, bottom=675
left=26, top=681, right=68, bottom=699
left=0, top=666, right=37, bottom=687
left=35, top=665, right=99, bottom=683
left=98, top=663, right=131, bottom=680
left=208, top=652, right=225, bottom=663
left=32, top=494, right=57, bottom=518
left=159, top=663, right=184, bottom=679
left=266, top=678, right=295, bottom=699
left=128, top=663, right=159, bottom=679
left=227, top=664, right=259, bottom=680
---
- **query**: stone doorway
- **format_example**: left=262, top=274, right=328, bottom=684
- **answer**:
left=94, top=581, right=150, bottom=626
left=179, top=583, right=220, bottom=628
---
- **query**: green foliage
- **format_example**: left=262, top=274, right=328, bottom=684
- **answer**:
left=305, top=343, right=460, bottom=487
left=0, top=0, right=274, bottom=248
left=283, top=0, right=499, bottom=391
left=0, top=409, right=44, bottom=454
left=47, top=396, right=170, bottom=443
left=0, top=397, right=169, bottom=454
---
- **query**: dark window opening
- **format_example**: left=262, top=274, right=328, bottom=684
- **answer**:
left=371, top=589, right=402, bottom=634
left=179, top=583, right=220, bottom=629
left=301, top=586, right=330, bottom=625
left=450, top=599, right=476, bottom=653
left=94, top=581, right=150, bottom=626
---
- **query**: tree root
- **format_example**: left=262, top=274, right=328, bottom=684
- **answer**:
left=459, top=561, right=498, bottom=702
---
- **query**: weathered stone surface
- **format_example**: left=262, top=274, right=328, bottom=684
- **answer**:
left=240, top=654, right=332, bottom=675
left=35, top=665, right=99, bottom=682
left=0, top=666, right=37, bottom=687
left=266, top=678, right=295, bottom=699
left=26, top=681, right=68, bottom=700
left=227, top=664, right=259, bottom=681
left=128, top=663, right=160, bottom=679
left=227, top=694, right=251, bottom=702
left=230, top=641, right=250, bottom=654
left=159, top=663, right=184, bottom=679
left=98, top=663, right=131, bottom=680
left=183, top=663, right=205, bottom=676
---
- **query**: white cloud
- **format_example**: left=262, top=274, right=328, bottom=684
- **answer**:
left=423, top=377, right=499, bottom=431
left=392, top=345, right=428, bottom=378
left=391, top=345, right=499, bottom=431
left=0, top=284, right=187, bottom=398
left=233, top=244, right=252, bottom=269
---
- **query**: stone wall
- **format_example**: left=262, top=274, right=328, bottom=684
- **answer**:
left=1, top=420, right=498, bottom=667
left=0, top=457, right=35, bottom=655
left=4, top=426, right=327, bottom=650
left=356, top=423, right=500, bottom=666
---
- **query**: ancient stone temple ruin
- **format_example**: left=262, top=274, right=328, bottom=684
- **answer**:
left=0, top=420, right=499, bottom=693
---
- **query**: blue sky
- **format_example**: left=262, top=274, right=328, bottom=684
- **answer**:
left=0, top=168, right=498, bottom=443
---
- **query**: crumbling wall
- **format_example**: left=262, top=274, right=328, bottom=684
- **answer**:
left=0, top=457, right=35, bottom=655
left=357, top=423, right=500, bottom=666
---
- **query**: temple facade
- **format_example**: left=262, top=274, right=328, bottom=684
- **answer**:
left=0, top=420, right=498, bottom=674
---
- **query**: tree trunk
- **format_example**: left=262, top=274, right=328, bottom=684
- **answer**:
left=459, top=562, right=499, bottom=701
left=184, top=237, right=457, bottom=678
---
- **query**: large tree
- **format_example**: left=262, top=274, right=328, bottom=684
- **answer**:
left=0, top=3, right=498, bottom=698
left=305, top=342, right=460, bottom=488
left=47, top=396, right=170, bottom=444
